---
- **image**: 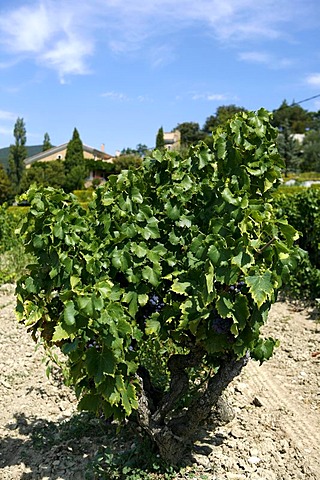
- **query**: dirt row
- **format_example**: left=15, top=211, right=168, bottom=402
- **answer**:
left=0, top=283, right=319, bottom=479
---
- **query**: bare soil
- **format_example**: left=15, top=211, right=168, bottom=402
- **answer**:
left=0, top=283, right=319, bottom=480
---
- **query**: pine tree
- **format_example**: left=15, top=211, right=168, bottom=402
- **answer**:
left=156, top=126, right=165, bottom=150
left=64, top=128, right=87, bottom=192
left=8, top=117, right=27, bottom=193
left=42, top=132, right=53, bottom=151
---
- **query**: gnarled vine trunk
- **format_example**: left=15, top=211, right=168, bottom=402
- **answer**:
left=136, top=350, right=249, bottom=465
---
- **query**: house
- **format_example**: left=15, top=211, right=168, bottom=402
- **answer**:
left=25, top=143, right=113, bottom=166
left=25, top=143, right=114, bottom=183
left=292, top=133, right=305, bottom=144
left=163, top=130, right=181, bottom=151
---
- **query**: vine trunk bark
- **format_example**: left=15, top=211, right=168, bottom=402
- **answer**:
left=136, top=352, right=249, bottom=465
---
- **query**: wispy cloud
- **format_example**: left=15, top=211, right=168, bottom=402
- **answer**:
left=306, top=73, right=320, bottom=87
left=101, top=91, right=153, bottom=103
left=0, top=126, right=13, bottom=136
left=238, top=51, right=294, bottom=69
left=0, top=0, right=318, bottom=80
left=0, top=110, right=17, bottom=138
left=0, top=110, right=17, bottom=121
left=192, top=93, right=230, bottom=101
left=101, top=91, right=128, bottom=101
left=0, top=1, right=94, bottom=81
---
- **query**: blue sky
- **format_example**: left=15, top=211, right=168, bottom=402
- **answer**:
left=0, top=0, right=320, bottom=155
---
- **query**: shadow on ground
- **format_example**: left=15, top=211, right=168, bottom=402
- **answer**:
left=0, top=411, right=113, bottom=479
left=0, top=411, right=190, bottom=479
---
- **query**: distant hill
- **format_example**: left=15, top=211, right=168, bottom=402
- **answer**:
left=0, top=145, right=44, bottom=170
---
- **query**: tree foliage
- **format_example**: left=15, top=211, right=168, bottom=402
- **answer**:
left=64, top=128, right=87, bottom=192
left=20, top=160, right=66, bottom=191
left=155, top=127, right=165, bottom=150
left=174, top=122, right=204, bottom=147
left=300, top=130, right=320, bottom=172
left=8, top=117, right=27, bottom=193
left=0, top=164, right=12, bottom=204
left=113, top=154, right=142, bottom=172
left=121, top=144, right=149, bottom=157
left=272, top=100, right=311, bottom=133
left=16, top=109, right=299, bottom=465
left=203, top=105, right=247, bottom=135
left=277, top=119, right=302, bottom=175
left=42, top=132, right=53, bottom=151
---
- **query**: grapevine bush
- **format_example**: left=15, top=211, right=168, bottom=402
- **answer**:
left=16, top=109, right=299, bottom=464
left=0, top=205, right=30, bottom=284
left=274, top=188, right=320, bottom=300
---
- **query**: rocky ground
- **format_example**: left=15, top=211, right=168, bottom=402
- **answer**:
left=0, top=283, right=319, bottom=480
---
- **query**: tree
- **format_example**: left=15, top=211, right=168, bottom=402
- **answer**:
left=136, top=143, right=149, bottom=157
left=277, top=119, right=302, bottom=175
left=16, top=109, right=299, bottom=466
left=113, top=154, right=142, bottom=172
left=120, top=144, right=149, bottom=157
left=202, top=114, right=218, bottom=135
left=272, top=100, right=311, bottom=133
left=64, top=128, right=87, bottom=192
left=42, top=132, right=53, bottom=151
left=300, top=130, right=320, bottom=172
left=203, top=105, right=247, bottom=135
left=0, top=164, right=12, bottom=204
left=174, top=122, right=204, bottom=147
left=309, top=110, right=320, bottom=131
left=155, top=126, right=165, bottom=150
left=8, top=117, right=27, bottom=193
left=20, top=160, right=66, bottom=192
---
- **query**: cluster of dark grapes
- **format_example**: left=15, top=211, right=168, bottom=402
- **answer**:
left=210, top=313, right=233, bottom=334
left=228, top=281, right=245, bottom=294
left=149, top=294, right=165, bottom=312
left=86, top=339, right=101, bottom=350
left=139, top=293, right=165, bottom=322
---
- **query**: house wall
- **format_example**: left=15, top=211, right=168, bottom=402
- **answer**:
left=163, top=130, right=181, bottom=150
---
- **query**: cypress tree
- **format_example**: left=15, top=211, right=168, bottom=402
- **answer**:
left=156, top=126, right=165, bottom=150
left=8, top=117, right=27, bottom=193
left=64, top=128, right=87, bottom=192
left=42, top=132, right=53, bottom=151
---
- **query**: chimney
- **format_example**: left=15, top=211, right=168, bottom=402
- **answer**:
left=101, top=143, right=105, bottom=152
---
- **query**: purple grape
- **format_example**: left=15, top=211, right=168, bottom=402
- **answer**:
left=210, top=314, right=232, bottom=334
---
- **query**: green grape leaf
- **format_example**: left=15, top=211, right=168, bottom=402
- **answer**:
left=64, top=300, right=77, bottom=326
left=246, top=271, right=273, bottom=307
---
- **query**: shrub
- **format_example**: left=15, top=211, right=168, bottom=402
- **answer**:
left=16, top=109, right=299, bottom=465
left=274, top=188, right=320, bottom=300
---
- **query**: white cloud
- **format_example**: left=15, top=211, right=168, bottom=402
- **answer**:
left=41, top=35, right=93, bottom=82
left=0, top=110, right=17, bottom=121
left=0, top=126, right=13, bottom=136
left=238, top=51, right=294, bottom=69
left=101, top=91, right=128, bottom=101
left=0, top=0, right=318, bottom=79
left=306, top=73, right=320, bottom=87
left=0, top=3, right=53, bottom=52
left=137, top=95, right=153, bottom=103
left=192, top=93, right=229, bottom=101
left=239, top=51, right=271, bottom=64
left=0, top=1, right=94, bottom=79
left=101, top=91, right=152, bottom=103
